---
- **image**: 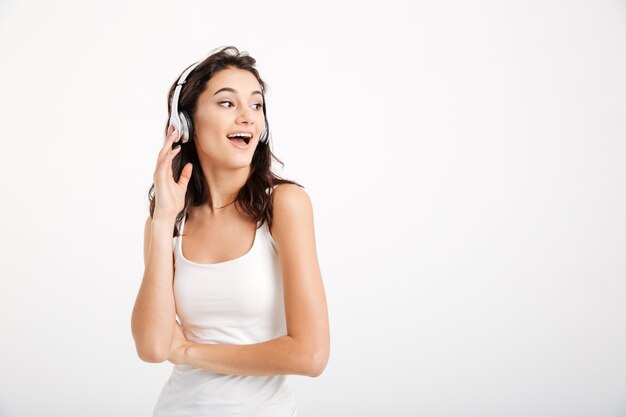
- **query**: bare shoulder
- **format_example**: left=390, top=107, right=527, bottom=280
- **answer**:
left=272, top=183, right=311, bottom=209
left=271, top=184, right=314, bottom=245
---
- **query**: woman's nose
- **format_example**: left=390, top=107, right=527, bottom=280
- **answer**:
left=236, top=107, right=254, bottom=124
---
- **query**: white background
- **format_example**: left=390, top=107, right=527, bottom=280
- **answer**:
left=1, top=1, right=625, bottom=416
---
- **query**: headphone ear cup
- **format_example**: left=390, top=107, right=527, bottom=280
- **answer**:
left=259, top=117, right=269, bottom=143
left=179, top=110, right=194, bottom=143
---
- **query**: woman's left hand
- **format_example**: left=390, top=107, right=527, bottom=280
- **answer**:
left=167, top=320, right=192, bottom=365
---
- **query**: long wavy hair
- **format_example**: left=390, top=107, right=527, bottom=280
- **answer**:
left=147, top=46, right=302, bottom=237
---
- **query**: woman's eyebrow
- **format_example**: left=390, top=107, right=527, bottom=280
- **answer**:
left=213, top=87, right=263, bottom=97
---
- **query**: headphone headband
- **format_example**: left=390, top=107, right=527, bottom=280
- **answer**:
left=169, top=61, right=201, bottom=143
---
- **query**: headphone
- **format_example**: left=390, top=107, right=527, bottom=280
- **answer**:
left=169, top=60, right=270, bottom=144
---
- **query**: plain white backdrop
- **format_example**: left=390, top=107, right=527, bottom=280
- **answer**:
left=0, top=0, right=625, bottom=416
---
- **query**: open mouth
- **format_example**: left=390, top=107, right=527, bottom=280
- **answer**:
left=226, top=134, right=252, bottom=145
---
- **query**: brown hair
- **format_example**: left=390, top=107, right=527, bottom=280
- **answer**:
left=147, top=46, right=302, bottom=237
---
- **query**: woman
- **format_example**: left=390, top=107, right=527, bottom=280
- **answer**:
left=131, top=46, right=330, bottom=417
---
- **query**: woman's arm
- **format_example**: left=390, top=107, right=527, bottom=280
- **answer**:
left=131, top=215, right=177, bottom=363
left=179, top=184, right=330, bottom=377
left=183, top=335, right=315, bottom=376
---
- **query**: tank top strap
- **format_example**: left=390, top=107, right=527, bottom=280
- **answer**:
left=261, top=186, right=279, bottom=250
left=264, top=184, right=278, bottom=195
left=180, top=212, right=187, bottom=234
left=263, top=220, right=278, bottom=251
left=173, top=212, right=187, bottom=257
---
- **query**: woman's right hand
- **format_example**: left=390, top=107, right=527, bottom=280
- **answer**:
left=152, top=125, right=193, bottom=221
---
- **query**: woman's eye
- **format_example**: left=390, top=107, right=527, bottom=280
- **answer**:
left=219, top=100, right=263, bottom=110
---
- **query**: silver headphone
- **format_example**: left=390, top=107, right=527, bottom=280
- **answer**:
left=169, top=60, right=270, bottom=144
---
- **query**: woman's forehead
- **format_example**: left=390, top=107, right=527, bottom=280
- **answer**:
left=207, top=68, right=262, bottom=95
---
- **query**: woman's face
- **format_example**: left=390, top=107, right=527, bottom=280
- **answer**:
left=192, top=67, right=266, bottom=169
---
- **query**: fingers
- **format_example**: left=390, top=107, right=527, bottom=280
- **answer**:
left=166, top=145, right=182, bottom=177
left=178, top=162, right=193, bottom=186
left=159, top=126, right=180, bottom=160
left=154, top=127, right=182, bottom=180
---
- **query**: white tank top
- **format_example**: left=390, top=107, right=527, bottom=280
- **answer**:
left=153, top=189, right=299, bottom=417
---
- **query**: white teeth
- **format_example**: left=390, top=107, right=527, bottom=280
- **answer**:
left=227, top=132, right=252, bottom=139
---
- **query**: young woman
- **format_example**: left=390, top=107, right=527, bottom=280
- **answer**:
left=131, top=46, right=330, bottom=416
